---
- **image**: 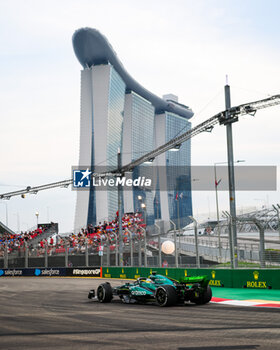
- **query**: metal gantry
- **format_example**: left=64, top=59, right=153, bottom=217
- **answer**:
left=0, top=93, right=279, bottom=200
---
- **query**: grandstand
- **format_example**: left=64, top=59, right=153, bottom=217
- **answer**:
left=0, top=220, right=15, bottom=236
left=0, top=212, right=145, bottom=258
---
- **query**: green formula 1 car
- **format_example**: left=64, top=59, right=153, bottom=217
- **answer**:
left=88, top=272, right=212, bottom=307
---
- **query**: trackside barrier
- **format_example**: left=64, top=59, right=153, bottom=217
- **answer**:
left=0, top=267, right=279, bottom=289
left=0, top=267, right=102, bottom=278
left=101, top=267, right=280, bottom=290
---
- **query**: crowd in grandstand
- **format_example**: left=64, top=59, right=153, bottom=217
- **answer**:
left=0, top=227, right=46, bottom=256
left=0, top=212, right=146, bottom=257
left=48, top=212, right=145, bottom=255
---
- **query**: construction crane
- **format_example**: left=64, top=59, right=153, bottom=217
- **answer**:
left=1, top=93, right=280, bottom=200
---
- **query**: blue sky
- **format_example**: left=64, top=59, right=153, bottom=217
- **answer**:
left=0, top=0, right=279, bottom=232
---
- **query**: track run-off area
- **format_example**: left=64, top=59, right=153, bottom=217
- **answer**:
left=0, top=277, right=280, bottom=350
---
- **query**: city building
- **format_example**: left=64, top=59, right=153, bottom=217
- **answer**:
left=155, top=106, right=193, bottom=228
left=72, top=28, right=193, bottom=231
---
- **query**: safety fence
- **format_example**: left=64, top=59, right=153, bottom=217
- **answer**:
left=1, top=233, right=280, bottom=269
left=1, top=212, right=280, bottom=269
left=0, top=266, right=279, bottom=289
left=0, top=240, right=208, bottom=269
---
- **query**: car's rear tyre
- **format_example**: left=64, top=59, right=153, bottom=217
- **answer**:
left=155, top=285, right=177, bottom=306
left=190, top=285, right=212, bottom=305
left=97, top=283, right=113, bottom=303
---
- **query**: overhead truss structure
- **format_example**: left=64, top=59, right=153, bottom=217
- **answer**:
left=1, top=94, right=280, bottom=200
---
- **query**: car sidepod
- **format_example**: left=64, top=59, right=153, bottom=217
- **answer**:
left=129, top=285, right=155, bottom=299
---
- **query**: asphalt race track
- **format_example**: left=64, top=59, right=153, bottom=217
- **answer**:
left=0, top=278, right=279, bottom=350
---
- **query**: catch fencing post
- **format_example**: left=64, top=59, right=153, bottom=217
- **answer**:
left=138, top=236, right=142, bottom=267
left=107, top=241, right=110, bottom=267
left=85, top=239, right=89, bottom=267
left=140, top=227, right=147, bottom=267
left=100, top=236, right=106, bottom=267
left=170, top=220, right=178, bottom=268
left=111, top=232, right=118, bottom=266
left=189, top=216, right=200, bottom=268
left=272, top=205, right=280, bottom=241
left=127, top=229, right=134, bottom=267
left=115, top=242, right=118, bottom=266
left=155, top=223, right=161, bottom=267
left=44, top=240, right=48, bottom=268
left=258, top=223, right=265, bottom=268
left=4, top=243, right=8, bottom=269
left=64, top=240, right=68, bottom=268
left=24, top=241, right=28, bottom=268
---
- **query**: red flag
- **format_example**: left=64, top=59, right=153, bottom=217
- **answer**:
left=215, top=179, right=221, bottom=187
left=175, top=192, right=178, bottom=200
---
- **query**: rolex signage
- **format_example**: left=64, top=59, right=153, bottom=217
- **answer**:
left=246, top=271, right=267, bottom=289
left=209, top=270, right=223, bottom=287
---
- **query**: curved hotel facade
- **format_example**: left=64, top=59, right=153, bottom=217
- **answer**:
left=72, top=28, right=194, bottom=231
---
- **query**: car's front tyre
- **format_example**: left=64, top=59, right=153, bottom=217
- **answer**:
left=155, top=285, right=177, bottom=306
left=97, top=283, right=113, bottom=303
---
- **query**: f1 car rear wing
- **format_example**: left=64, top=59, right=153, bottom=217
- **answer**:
left=179, top=276, right=210, bottom=288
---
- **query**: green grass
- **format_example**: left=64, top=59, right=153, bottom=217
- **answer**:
left=212, top=261, right=280, bottom=268
left=213, top=261, right=260, bottom=268
left=212, top=287, right=280, bottom=301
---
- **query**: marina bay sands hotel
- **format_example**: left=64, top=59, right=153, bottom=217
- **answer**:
left=72, top=28, right=193, bottom=231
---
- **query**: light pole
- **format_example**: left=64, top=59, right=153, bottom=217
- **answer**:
left=23, top=222, right=29, bottom=232
left=138, top=195, right=142, bottom=213
left=117, top=148, right=123, bottom=267
left=138, top=196, right=147, bottom=226
left=12, top=213, right=20, bottom=233
left=140, top=203, right=147, bottom=267
left=175, top=192, right=182, bottom=253
left=17, top=212, right=20, bottom=233
left=222, top=211, right=234, bottom=269
left=155, top=195, right=160, bottom=219
left=176, top=195, right=181, bottom=232
left=35, top=211, right=39, bottom=228
left=0, top=201, right=8, bottom=226
left=47, top=206, right=50, bottom=222
left=141, top=202, right=146, bottom=225
left=214, top=160, right=245, bottom=262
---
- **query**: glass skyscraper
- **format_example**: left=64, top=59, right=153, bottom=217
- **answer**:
left=123, top=91, right=155, bottom=225
left=72, top=28, right=193, bottom=231
left=165, top=113, right=192, bottom=228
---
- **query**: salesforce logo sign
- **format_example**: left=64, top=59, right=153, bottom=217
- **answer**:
left=35, top=269, right=41, bottom=276
left=0, top=270, right=4, bottom=276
